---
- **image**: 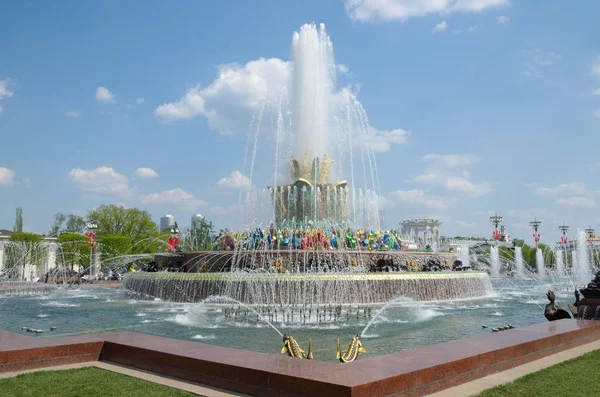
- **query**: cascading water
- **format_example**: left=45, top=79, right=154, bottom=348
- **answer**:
left=490, top=246, right=500, bottom=277
left=535, top=248, right=545, bottom=277
left=514, top=246, right=525, bottom=277
left=574, top=229, right=591, bottom=285
left=555, top=248, right=566, bottom=277
left=458, top=244, right=470, bottom=268
left=241, top=23, right=384, bottom=230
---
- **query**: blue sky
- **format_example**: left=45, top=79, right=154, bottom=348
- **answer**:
left=1, top=0, right=599, bottom=244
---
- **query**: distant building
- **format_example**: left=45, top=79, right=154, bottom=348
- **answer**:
left=160, top=214, right=175, bottom=232
left=191, top=214, right=204, bottom=230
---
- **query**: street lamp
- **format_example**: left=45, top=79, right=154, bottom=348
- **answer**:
left=530, top=218, right=542, bottom=248
left=559, top=223, right=569, bottom=246
left=585, top=227, right=595, bottom=246
left=85, top=223, right=98, bottom=277
left=490, top=213, right=503, bottom=241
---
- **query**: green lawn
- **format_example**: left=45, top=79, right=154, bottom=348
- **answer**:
left=478, top=349, right=600, bottom=397
left=0, top=367, right=199, bottom=397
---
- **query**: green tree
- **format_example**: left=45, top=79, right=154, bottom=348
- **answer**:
left=98, top=234, right=132, bottom=264
left=49, top=213, right=87, bottom=236
left=87, top=205, right=158, bottom=245
left=57, top=233, right=91, bottom=270
left=13, top=207, right=23, bottom=233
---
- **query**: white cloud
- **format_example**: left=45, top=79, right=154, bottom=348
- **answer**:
left=497, top=15, right=510, bottom=24
left=594, top=109, right=600, bottom=119
left=363, top=127, right=408, bottom=152
left=432, top=21, right=448, bottom=33
left=136, top=98, right=145, bottom=105
left=68, top=166, right=132, bottom=197
left=0, top=105, right=3, bottom=114
left=422, top=154, right=478, bottom=167
left=155, top=58, right=290, bottom=135
left=134, top=167, right=159, bottom=179
left=96, top=86, right=115, bottom=103
left=0, top=167, right=16, bottom=186
left=593, top=88, right=600, bottom=96
left=556, top=196, right=596, bottom=208
left=0, top=78, right=14, bottom=99
left=66, top=110, right=81, bottom=118
left=535, top=182, right=585, bottom=196
left=388, top=189, right=451, bottom=211
left=22, top=177, right=31, bottom=187
left=345, top=0, right=509, bottom=22
left=467, top=24, right=480, bottom=32
left=217, top=170, right=251, bottom=191
left=444, top=177, right=492, bottom=197
left=140, top=188, right=207, bottom=209
left=337, top=64, right=350, bottom=76
left=210, top=204, right=244, bottom=215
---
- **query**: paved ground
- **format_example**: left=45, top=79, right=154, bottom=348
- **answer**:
left=2, top=340, right=600, bottom=397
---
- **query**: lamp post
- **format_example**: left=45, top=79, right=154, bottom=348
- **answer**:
left=168, top=222, right=180, bottom=252
left=585, top=227, right=595, bottom=246
left=85, top=222, right=98, bottom=278
left=490, top=213, right=503, bottom=241
left=559, top=223, right=569, bottom=245
left=530, top=218, right=542, bottom=248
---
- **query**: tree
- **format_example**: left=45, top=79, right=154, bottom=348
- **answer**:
left=98, top=234, right=132, bottom=265
left=13, top=207, right=23, bottom=233
left=87, top=205, right=158, bottom=244
left=57, top=233, right=90, bottom=270
left=49, top=213, right=88, bottom=236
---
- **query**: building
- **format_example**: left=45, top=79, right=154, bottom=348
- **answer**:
left=400, top=219, right=442, bottom=249
left=191, top=214, right=204, bottom=231
left=160, top=214, right=175, bottom=232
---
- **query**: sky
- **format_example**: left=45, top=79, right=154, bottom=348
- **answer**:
left=1, top=0, right=599, bottom=245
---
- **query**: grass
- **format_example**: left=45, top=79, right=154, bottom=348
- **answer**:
left=0, top=367, right=200, bottom=397
left=478, top=349, right=600, bottom=397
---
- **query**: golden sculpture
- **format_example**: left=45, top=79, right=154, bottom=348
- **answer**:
left=280, top=334, right=313, bottom=359
left=336, top=335, right=366, bottom=363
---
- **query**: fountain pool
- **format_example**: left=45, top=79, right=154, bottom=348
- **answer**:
left=0, top=278, right=574, bottom=363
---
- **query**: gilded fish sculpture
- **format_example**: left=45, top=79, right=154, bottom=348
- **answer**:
left=280, top=334, right=313, bottom=359
left=336, top=335, right=366, bottom=363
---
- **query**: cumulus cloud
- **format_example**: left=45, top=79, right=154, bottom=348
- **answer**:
left=0, top=78, right=15, bottom=99
left=535, top=182, right=585, bottom=196
left=594, top=109, right=600, bottom=118
left=345, top=0, right=509, bottom=22
left=521, top=49, right=562, bottom=77
left=593, top=89, right=600, bottom=96
left=592, top=58, right=600, bottom=79
left=388, top=189, right=451, bottom=211
left=96, top=86, right=115, bottom=103
left=432, top=21, right=448, bottom=33
left=217, top=170, right=252, bottom=191
left=134, top=167, right=159, bottom=179
left=66, top=110, right=81, bottom=118
left=155, top=58, right=290, bottom=134
left=467, top=24, right=480, bottom=32
left=136, top=98, right=145, bottom=104
left=0, top=105, right=3, bottom=114
left=0, top=167, right=16, bottom=186
left=140, top=188, right=207, bottom=209
left=363, top=127, right=408, bottom=152
left=498, top=15, right=510, bottom=24
left=444, top=176, right=492, bottom=197
left=68, top=166, right=132, bottom=197
left=556, top=196, right=596, bottom=208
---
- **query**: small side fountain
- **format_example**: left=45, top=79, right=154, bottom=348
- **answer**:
left=514, top=246, right=525, bottom=277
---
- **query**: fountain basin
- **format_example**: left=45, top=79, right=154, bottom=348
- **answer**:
left=123, top=271, right=492, bottom=304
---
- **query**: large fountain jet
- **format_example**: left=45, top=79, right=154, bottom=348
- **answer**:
left=291, top=23, right=336, bottom=182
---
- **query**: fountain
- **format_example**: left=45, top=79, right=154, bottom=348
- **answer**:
left=123, top=23, right=492, bottom=305
left=574, top=229, right=592, bottom=285
left=514, top=246, right=525, bottom=277
left=536, top=248, right=546, bottom=277
left=489, top=246, right=500, bottom=277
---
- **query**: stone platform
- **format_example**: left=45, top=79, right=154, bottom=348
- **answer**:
left=154, top=250, right=460, bottom=273
left=2, top=320, right=600, bottom=396
left=123, top=271, right=492, bottom=304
